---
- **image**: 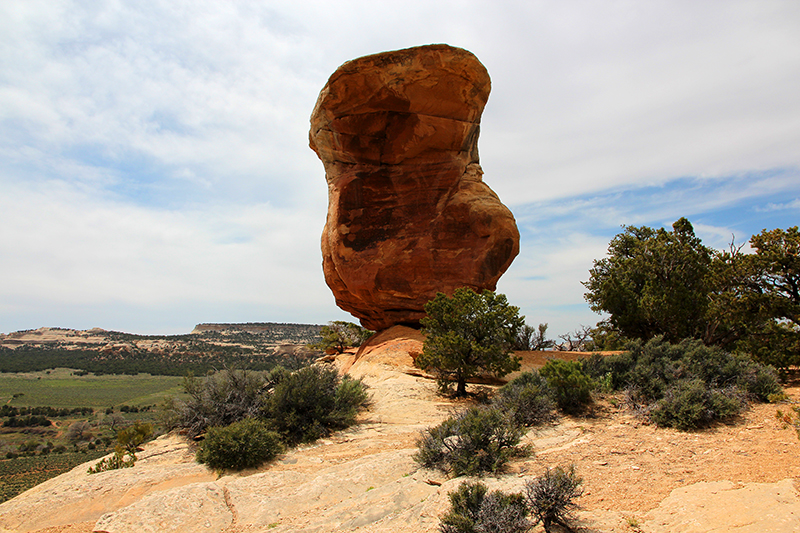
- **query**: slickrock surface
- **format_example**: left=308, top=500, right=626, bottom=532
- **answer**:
left=310, top=44, right=519, bottom=330
left=3, top=329, right=800, bottom=532
left=645, top=479, right=800, bottom=532
left=0, top=436, right=216, bottom=532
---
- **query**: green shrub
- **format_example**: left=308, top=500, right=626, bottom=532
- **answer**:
left=88, top=447, right=136, bottom=474
left=87, top=421, right=154, bottom=474
left=170, top=368, right=271, bottom=437
left=334, top=375, right=372, bottom=424
left=614, top=338, right=681, bottom=401
left=18, top=440, right=41, bottom=453
left=414, top=405, right=525, bottom=476
left=615, top=337, right=781, bottom=401
left=117, top=421, right=153, bottom=454
left=650, top=379, right=745, bottom=430
left=196, top=418, right=283, bottom=471
left=440, top=481, right=530, bottom=533
left=164, top=365, right=369, bottom=468
left=493, top=371, right=557, bottom=426
left=266, top=365, right=369, bottom=444
left=539, top=360, right=594, bottom=413
left=525, top=465, right=583, bottom=533
left=730, top=356, right=782, bottom=401
left=590, top=337, right=782, bottom=429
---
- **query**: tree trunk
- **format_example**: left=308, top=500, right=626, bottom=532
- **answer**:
left=455, top=378, right=467, bottom=397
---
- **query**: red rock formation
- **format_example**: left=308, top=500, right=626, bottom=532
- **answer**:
left=310, top=44, right=519, bottom=331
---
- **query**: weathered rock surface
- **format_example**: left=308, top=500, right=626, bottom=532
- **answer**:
left=0, top=436, right=216, bottom=533
left=644, top=479, right=800, bottom=532
left=310, top=44, right=520, bottom=330
left=93, top=483, right=232, bottom=533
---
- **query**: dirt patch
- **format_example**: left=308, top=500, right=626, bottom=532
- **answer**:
left=516, top=392, right=800, bottom=515
left=29, top=524, right=94, bottom=533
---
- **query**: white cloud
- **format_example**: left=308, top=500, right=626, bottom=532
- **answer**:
left=476, top=1, right=800, bottom=204
left=0, top=179, right=347, bottom=332
left=1, top=0, right=327, bottom=206
left=1, top=0, right=799, bottom=334
left=755, top=198, right=800, bottom=212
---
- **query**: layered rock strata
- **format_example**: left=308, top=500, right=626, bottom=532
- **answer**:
left=310, top=44, right=519, bottom=330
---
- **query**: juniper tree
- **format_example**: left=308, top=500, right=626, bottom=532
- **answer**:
left=415, top=288, right=524, bottom=397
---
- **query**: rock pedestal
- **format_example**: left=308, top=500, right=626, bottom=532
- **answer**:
left=310, top=44, right=519, bottom=330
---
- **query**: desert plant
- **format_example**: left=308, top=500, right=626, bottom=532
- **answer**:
left=493, top=370, right=557, bottom=427
left=525, top=465, right=583, bottom=533
left=170, top=368, right=271, bottom=438
left=539, top=359, right=595, bottom=413
left=18, top=440, right=41, bottom=453
left=649, top=379, right=745, bottom=430
left=587, top=337, right=781, bottom=429
left=415, top=405, right=525, bottom=476
left=265, top=365, right=369, bottom=444
left=439, top=480, right=530, bottom=533
left=116, top=421, right=153, bottom=454
left=88, top=421, right=153, bottom=474
left=310, top=321, right=373, bottom=353
left=164, top=365, right=369, bottom=468
left=196, top=417, right=283, bottom=471
left=415, top=288, right=524, bottom=397
left=88, top=446, right=136, bottom=474
left=625, top=336, right=783, bottom=401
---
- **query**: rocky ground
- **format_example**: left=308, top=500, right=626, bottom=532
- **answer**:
left=2, top=326, right=799, bottom=532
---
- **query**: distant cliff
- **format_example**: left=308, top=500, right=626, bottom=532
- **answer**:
left=191, top=322, right=321, bottom=334
left=0, top=324, right=325, bottom=376
left=191, top=322, right=323, bottom=344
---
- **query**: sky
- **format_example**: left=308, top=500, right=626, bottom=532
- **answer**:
left=1, top=1, right=799, bottom=339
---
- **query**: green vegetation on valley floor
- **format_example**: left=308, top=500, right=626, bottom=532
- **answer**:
left=0, top=451, right=109, bottom=503
left=0, top=370, right=188, bottom=503
left=0, top=369, right=184, bottom=408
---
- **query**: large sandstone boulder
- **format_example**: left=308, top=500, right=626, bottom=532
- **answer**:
left=310, top=44, right=519, bottom=331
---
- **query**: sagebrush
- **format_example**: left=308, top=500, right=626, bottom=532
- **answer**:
left=439, top=481, right=530, bottom=533
left=163, top=365, right=369, bottom=469
left=493, top=370, right=557, bottom=427
left=266, top=365, right=370, bottom=444
left=196, top=418, right=283, bottom=471
left=439, top=466, right=583, bottom=533
left=525, top=465, right=583, bottom=533
left=583, top=336, right=782, bottom=429
left=168, top=368, right=270, bottom=438
left=414, top=405, right=525, bottom=476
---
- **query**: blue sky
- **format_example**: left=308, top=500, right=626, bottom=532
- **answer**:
left=1, top=1, right=799, bottom=337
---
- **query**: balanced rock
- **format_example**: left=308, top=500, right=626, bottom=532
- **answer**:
left=310, top=44, right=519, bottom=331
